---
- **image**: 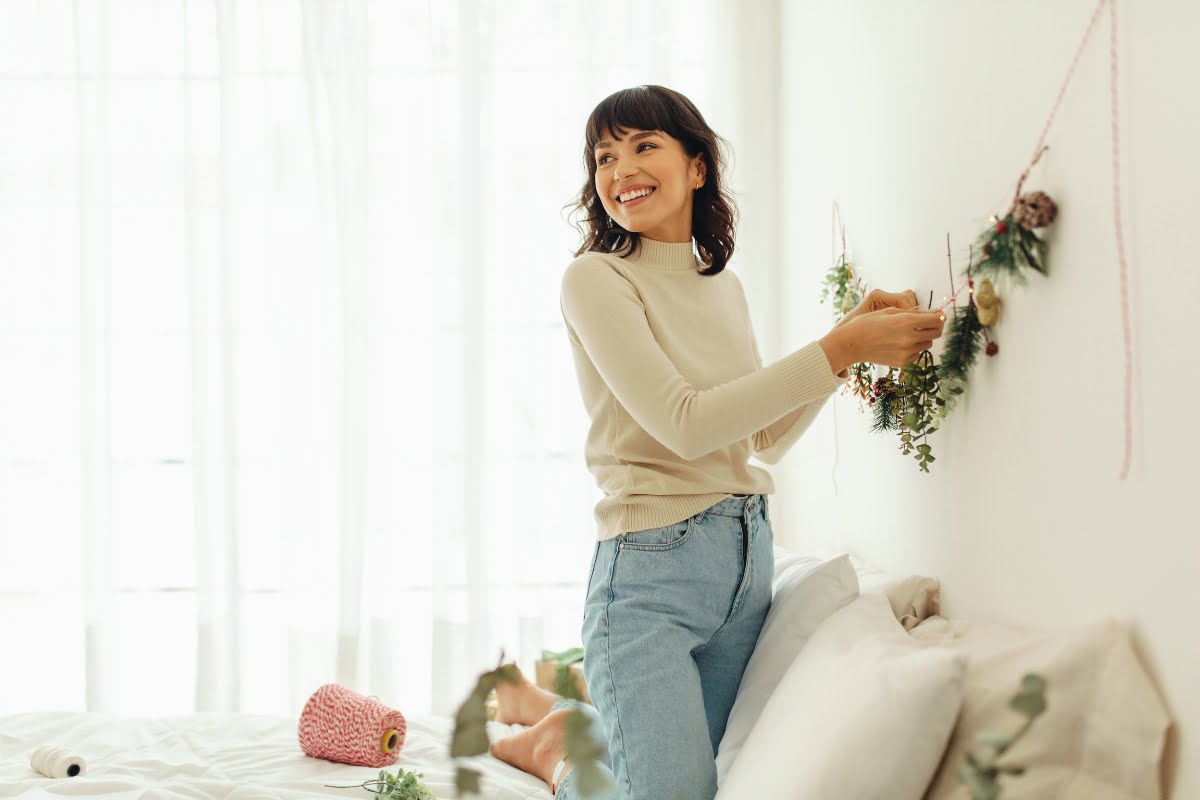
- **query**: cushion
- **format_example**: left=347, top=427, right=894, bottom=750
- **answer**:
left=912, top=614, right=1172, bottom=800
left=715, top=552, right=859, bottom=783
left=716, top=591, right=968, bottom=800
left=803, top=543, right=942, bottom=630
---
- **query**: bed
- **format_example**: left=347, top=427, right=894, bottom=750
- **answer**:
left=0, top=711, right=550, bottom=799
left=0, top=546, right=1173, bottom=799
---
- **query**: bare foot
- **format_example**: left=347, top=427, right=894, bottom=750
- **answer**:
left=490, top=706, right=573, bottom=786
left=494, top=662, right=563, bottom=726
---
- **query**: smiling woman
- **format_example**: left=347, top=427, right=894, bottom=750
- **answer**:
left=515, top=84, right=948, bottom=800
left=564, top=85, right=739, bottom=276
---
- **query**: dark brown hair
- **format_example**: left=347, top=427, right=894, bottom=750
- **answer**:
left=563, top=85, right=739, bottom=277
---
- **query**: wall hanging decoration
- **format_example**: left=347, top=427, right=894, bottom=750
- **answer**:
left=821, top=0, right=1133, bottom=478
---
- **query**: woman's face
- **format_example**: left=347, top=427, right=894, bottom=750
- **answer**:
left=593, top=126, right=706, bottom=244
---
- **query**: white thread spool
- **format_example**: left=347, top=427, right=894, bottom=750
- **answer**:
left=31, top=745, right=86, bottom=778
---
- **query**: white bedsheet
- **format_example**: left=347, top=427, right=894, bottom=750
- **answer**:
left=0, top=711, right=552, bottom=799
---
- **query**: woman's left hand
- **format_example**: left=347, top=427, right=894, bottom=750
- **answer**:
left=838, top=288, right=921, bottom=327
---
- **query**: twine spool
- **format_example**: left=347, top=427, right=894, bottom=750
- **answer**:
left=298, top=683, right=408, bottom=768
left=30, top=745, right=87, bottom=779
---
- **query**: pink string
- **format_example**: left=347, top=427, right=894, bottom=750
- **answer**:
left=983, top=0, right=1135, bottom=479
left=1108, top=0, right=1134, bottom=481
left=1011, top=0, right=1107, bottom=206
left=831, top=200, right=842, bottom=496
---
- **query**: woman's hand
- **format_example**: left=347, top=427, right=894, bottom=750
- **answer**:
left=837, top=288, right=921, bottom=327
left=819, top=307, right=946, bottom=372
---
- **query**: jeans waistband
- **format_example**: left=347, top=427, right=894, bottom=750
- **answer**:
left=704, top=493, right=767, bottom=518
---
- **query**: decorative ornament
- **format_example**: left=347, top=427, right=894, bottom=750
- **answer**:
left=975, top=278, right=1000, bottom=327
left=970, top=191, right=1055, bottom=285
left=1012, top=190, right=1058, bottom=230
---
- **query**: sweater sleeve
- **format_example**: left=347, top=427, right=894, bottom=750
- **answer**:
left=747, top=318, right=835, bottom=465
left=560, top=256, right=844, bottom=462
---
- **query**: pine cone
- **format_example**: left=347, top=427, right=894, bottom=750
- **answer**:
left=1013, top=191, right=1058, bottom=230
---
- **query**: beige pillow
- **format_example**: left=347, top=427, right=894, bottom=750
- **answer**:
left=799, top=544, right=941, bottom=630
left=911, top=615, right=1171, bottom=799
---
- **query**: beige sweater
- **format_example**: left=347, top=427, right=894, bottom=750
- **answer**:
left=559, top=235, right=845, bottom=542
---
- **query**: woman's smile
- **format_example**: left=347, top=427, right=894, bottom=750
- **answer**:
left=619, top=188, right=656, bottom=208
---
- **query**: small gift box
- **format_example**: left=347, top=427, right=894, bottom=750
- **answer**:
left=536, top=647, right=591, bottom=704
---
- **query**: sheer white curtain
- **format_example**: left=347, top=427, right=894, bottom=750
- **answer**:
left=0, top=0, right=758, bottom=718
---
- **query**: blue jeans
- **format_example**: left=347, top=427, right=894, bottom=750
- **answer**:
left=552, top=493, right=773, bottom=800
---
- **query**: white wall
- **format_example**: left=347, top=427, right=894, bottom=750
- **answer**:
left=758, top=1, right=1197, bottom=797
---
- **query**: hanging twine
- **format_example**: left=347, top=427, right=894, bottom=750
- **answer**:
left=30, top=745, right=86, bottom=779
left=830, top=200, right=845, bottom=496
left=1012, top=0, right=1133, bottom=479
left=1107, top=0, right=1135, bottom=481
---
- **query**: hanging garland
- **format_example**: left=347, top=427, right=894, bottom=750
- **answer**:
left=823, top=191, right=1058, bottom=473
left=820, top=0, right=1133, bottom=478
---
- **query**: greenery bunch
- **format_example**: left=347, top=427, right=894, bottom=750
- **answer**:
left=820, top=189, right=1057, bottom=472
left=325, top=768, right=436, bottom=800
left=819, top=247, right=875, bottom=407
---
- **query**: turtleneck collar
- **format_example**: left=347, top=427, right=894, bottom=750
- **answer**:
left=620, top=235, right=700, bottom=271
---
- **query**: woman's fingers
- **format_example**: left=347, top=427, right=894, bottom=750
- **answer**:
left=877, top=289, right=919, bottom=311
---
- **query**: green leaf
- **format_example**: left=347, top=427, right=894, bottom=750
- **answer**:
left=1010, top=673, right=1048, bottom=718
left=455, top=766, right=482, bottom=795
left=976, top=731, right=1014, bottom=750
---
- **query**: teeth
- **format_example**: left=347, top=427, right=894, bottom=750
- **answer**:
left=619, top=187, right=654, bottom=203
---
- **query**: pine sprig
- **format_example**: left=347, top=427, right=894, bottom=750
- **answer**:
left=869, top=371, right=905, bottom=433
left=937, top=302, right=985, bottom=385
left=970, top=215, right=1048, bottom=286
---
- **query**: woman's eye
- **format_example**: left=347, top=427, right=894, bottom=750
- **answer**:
left=597, top=142, right=654, bottom=165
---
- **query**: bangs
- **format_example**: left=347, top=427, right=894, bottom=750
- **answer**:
left=586, top=88, right=686, bottom=153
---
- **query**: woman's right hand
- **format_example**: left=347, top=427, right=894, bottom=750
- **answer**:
left=819, top=307, right=946, bottom=372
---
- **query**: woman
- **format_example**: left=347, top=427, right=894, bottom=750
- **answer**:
left=489, top=85, right=945, bottom=799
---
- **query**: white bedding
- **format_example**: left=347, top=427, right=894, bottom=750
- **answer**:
left=0, top=712, right=552, bottom=799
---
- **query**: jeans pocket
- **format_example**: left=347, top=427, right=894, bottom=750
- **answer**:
left=616, top=515, right=697, bottom=551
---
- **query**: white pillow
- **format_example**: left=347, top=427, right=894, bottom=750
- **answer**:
left=715, top=552, right=859, bottom=783
left=715, top=591, right=968, bottom=800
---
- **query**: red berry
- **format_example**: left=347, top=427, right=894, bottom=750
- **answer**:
left=995, top=220, right=1008, bottom=234
left=986, top=341, right=999, bottom=357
